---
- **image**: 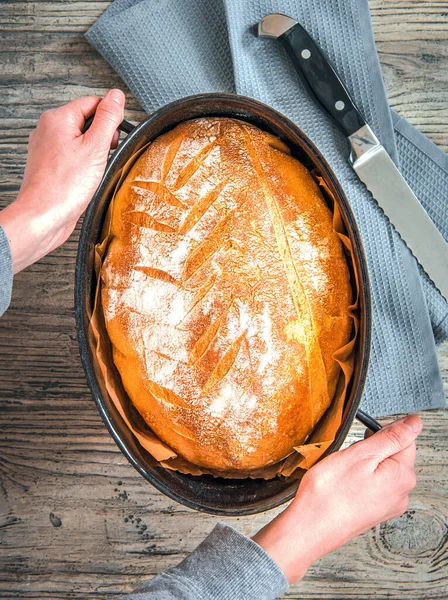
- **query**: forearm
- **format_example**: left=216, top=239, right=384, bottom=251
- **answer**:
left=0, top=191, right=66, bottom=274
left=252, top=502, right=315, bottom=585
left=120, top=524, right=289, bottom=600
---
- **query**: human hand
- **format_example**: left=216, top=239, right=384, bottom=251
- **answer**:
left=253, top=415, right=422, bottom=584
left=0, top=90, right=125, bottom=273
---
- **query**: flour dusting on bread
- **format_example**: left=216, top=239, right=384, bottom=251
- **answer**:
left=101, top=117, right=352, bottom=472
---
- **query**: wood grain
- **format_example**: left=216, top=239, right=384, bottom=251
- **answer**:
left=0, top=1, right=447, bottom=598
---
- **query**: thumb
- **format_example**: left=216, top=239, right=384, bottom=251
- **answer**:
left=83, top=89, right=125, bottom=153
left=356, top=415, right=422, bottom=466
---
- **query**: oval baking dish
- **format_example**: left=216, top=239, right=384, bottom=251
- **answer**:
left=75, top=93, right=372, bottom=516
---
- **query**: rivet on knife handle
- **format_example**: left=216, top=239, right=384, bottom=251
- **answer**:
left=258, top=13, right=365, bottom=136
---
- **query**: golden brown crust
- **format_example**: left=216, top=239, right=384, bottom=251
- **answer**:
left=101, top=117, right=353, bottom=472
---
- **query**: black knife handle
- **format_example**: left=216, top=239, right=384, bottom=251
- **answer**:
left=281, top=23, right=366, bottom=137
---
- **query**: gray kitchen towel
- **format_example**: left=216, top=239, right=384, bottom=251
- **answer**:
left=86, top=0, right=448, bottom=417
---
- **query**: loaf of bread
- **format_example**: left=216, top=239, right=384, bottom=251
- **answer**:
left=101, top=117, right=353, bottom=473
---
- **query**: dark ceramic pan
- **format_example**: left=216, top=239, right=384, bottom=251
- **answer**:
left=75, top=93, right=374, bottom=516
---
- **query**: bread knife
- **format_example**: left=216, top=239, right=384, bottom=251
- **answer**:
left=258, top=13, right=448, bottom=301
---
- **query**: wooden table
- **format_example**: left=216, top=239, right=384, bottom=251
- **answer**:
left=1, top=1, right=447, bottom=598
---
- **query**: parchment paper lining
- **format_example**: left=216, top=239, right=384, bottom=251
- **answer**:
left=89, top=142, right=360, bottom=480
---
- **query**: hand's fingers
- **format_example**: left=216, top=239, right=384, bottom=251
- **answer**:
left=111, top=129, right=120, bottom=149
left=364, top=428, right=374, bottom=439
left=83, top=89, right=125, bottom=153
left=355, top=415, right=422, bottom=466
left=56, top=96, right=103, bottom=132
left=376, top=442, right=417, bottom=494
left=382, top=440, right=416, bottom=470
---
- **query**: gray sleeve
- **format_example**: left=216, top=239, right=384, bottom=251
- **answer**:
left=120, top=523, right=289, bottom=600
left=0, top=224, right=13, bottom=317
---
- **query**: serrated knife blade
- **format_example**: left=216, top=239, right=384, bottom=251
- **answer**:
left=349, top=125, right=448, bottom=299
left=258, top=13, right=448, bottom=301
